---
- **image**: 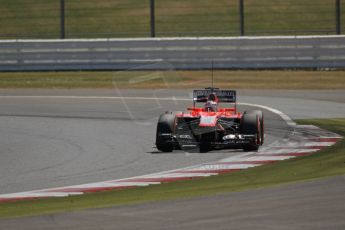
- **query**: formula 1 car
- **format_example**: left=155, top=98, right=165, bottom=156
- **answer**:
left=155, top=88, right=264, bottom=152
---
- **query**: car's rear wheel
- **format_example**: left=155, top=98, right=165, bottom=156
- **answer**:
left=242, top=112, right=260, bottom=151
left=156, top=113, right=175, bottom=152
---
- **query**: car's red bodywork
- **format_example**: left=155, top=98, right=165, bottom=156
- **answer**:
left=176, top=107, right=242, bottom=127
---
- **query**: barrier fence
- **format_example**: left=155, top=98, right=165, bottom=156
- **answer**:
left=0, top=0, right=343, bottom=39
left=0, top=36, right=344, bottom=71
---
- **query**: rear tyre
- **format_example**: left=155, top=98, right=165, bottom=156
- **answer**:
left=156, top=113, right=175, bottom=152
left=242, top=112, right=260, bottom=151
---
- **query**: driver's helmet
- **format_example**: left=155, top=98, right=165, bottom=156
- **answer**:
left=204, top=93, right=218, bottom=111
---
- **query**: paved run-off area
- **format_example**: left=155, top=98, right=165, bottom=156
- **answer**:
left=2, top=175, right=344, bottom=230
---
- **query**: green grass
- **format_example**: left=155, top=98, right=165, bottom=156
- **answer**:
left=0, top=118, right=344, bottom=219
left=0, top=70, right=344, bottom=89
left=0, top=0, right=343, bottom=38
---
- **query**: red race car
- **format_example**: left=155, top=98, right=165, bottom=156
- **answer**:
left=155, top=88, right=264, bottom=152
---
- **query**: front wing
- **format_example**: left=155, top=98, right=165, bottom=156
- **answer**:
left=171, top=133, right=257, bottom=149
left=174, top=117, right=251, bottom=147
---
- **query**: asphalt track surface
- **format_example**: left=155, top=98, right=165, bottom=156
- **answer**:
left=0, top=89, right=292, bottom=194
left=0, top=89, right=344, bottom=229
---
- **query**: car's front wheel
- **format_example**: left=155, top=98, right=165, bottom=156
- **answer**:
left=156, top=113, right=175, bottom=152
left=245, top=110, right=264, bottom=145
left=242, top=112, right=261, bottom=151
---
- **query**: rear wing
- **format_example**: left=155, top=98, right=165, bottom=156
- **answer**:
left=193, top=89, right=236, bottom=103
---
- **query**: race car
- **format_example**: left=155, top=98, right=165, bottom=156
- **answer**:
left=155, top=88, right=264, bottom=152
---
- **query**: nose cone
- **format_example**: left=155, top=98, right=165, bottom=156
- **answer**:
left=199, top=114, right=217, bottom=127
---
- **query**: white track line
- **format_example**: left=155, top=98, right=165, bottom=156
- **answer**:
left=0, top=95, right=295, bottom=125
left=0, top=95, right=190, bottom=101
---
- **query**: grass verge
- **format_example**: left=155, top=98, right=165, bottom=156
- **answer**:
left=0, top=70, right=344, bottom=89
left=0, top=118, right=344, bottom=219
left=1, top=0, right=344, bottom=38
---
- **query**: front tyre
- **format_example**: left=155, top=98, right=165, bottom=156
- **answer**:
left=242, top=112, right=260, bottom=151
left=245, top=110, right=264, bottom=145
left=156, top=113, right=175, bottom=152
